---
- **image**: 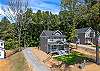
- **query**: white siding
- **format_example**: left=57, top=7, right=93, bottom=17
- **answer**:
left=0, top=40, right=5, bottom=59
left=55, top=32, right=61, bottom=36
left=0, top=50, right=4, bottom=59
left=48, top=38, right=66, bottom=42
left=93, top=32, right=95, bottom=38
left=0, top=42, right=4, bottom=48
left=85, top=29, right=91, bottom=38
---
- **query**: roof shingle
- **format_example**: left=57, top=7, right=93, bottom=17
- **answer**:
left=77, top=27, right=90, bottom=33
left=40, top=30, right=65, bottom=37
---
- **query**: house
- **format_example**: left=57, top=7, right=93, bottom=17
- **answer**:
left=0, top=40, right=5, bottom=59
left=76, top=27, right=95, bottom=44
left=40, top=30, right=68, bottom=53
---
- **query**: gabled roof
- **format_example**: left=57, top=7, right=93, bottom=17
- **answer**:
left=77, top=27, right=94, bottom=33
left=40, top=30, right=65, bottom=37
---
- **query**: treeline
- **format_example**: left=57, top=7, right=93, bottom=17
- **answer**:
left=0, top=0, right=100, bottom=49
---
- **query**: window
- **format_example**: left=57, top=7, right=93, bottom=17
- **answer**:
left=1, top=43, right=3, bottom=46
left=0, top=52, right=1, bottom=56
left=52, top=47, right=57, bottom=51
left=59, top=47, right=64, bottom=50
left=50, top=39, right=53, bottom=41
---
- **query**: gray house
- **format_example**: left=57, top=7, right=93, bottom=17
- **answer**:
left=76, top=27, right=95, bottom=44
left=40, top=30, right=67, bottom=53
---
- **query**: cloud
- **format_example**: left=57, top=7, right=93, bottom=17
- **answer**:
left=31, top=3, right=60, bottom=14
left=0, top=0, right=60, bottom=15
left=41, top=0, right=59, bottom=6
left=30, top=0, right=60, bottom=14
left=31, top=6, right=60, bottom=14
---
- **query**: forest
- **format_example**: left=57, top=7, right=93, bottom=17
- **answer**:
left=0, top=0, right=100, bottom=50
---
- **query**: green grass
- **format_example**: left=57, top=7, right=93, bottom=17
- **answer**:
left=9, top=52, right=30, bottom=71
left=54, top=52, right=89, bottom=65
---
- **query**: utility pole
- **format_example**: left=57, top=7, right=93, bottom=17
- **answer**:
left=96, top=30, right=100, bottom=64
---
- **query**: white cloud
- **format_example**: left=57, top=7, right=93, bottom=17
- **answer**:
left=31, top=6, right=59, bottom=14
left=0, top=0, right=60, bottom=21
left=30, top=0, right=60, bottom=14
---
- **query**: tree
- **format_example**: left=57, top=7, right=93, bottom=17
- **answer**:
left=84, top=2, right=100, bottom=64
left=60, top=0, right=80, bottom=41
left=61, top=0, right=100, bottom=64
left=1, top=0, right=29, bottom=50
left=0, top=17, right=18, bottom=50
left=8, top=0, right=29, bottom=48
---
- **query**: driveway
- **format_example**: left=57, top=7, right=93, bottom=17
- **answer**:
left=70, top=43, right=98, bottom=51
left=23, top=48, right=51, bottom=71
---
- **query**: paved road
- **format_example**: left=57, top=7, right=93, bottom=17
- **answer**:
left=23, top=48, right=51, bottom=71
left=71, top=43, right=100, bottom=51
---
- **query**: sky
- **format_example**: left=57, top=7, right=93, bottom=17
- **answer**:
left=0, top=0, right=60, bottom=21
left=0, top=0, right=60, bottom=16
left=30, top=0, right=60, bottom=14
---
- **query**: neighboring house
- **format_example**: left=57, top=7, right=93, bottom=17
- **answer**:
left=76, top=27, right=95, bottom=44
left=0, top=40, right=5, bottom=59
left=40, top=30, right=68, bottom=53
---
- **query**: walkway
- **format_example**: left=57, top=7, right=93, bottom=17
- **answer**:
left=23, top=48, right=51, bottom=71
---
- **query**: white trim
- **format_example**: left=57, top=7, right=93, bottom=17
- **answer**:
left=53, top=30, right=62, bottom=35
left=40, top=31, right=48, bottom=37
left=85, top=27, right=94, bottom=34
left=0, top=40, right=4, bottom=43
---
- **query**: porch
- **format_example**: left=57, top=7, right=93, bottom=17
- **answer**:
left=47, top=41, right=69, bottom=54
left=85, top=37, right=94, bottom=45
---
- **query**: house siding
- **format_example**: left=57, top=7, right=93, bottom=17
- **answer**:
left=78, top=33, right=85, bottom=44
left=0, top=40, right=5, bottom=59
left=48, top=37, right=66, bottom=43
left=0, top=50, right=4, bottom=59
left=40, top=30, right=67, bottom=53
left=40, top=37, right=48, bottom=52
left=75, top=27, right=96, bottom=45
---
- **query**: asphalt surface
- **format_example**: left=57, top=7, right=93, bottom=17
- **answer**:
left=70, top=43, right=100, bottom=51
left=23, top=48, right=51, bottom=71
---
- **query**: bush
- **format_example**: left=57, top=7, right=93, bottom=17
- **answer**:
left=5, top=38, right=19, bottom=50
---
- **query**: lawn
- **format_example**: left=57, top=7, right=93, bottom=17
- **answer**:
left=54, top=51, right=91, bottom=65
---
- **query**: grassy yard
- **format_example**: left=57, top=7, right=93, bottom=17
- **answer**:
left=54, top=51, right=93, bottom=65
left=9, top=52, right=32, bottom=71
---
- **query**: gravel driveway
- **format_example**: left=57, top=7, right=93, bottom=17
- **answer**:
left=23, top=48, right=51, bottom=71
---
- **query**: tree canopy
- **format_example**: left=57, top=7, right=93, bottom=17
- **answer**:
left=0, top=0, right=100, bottom=49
